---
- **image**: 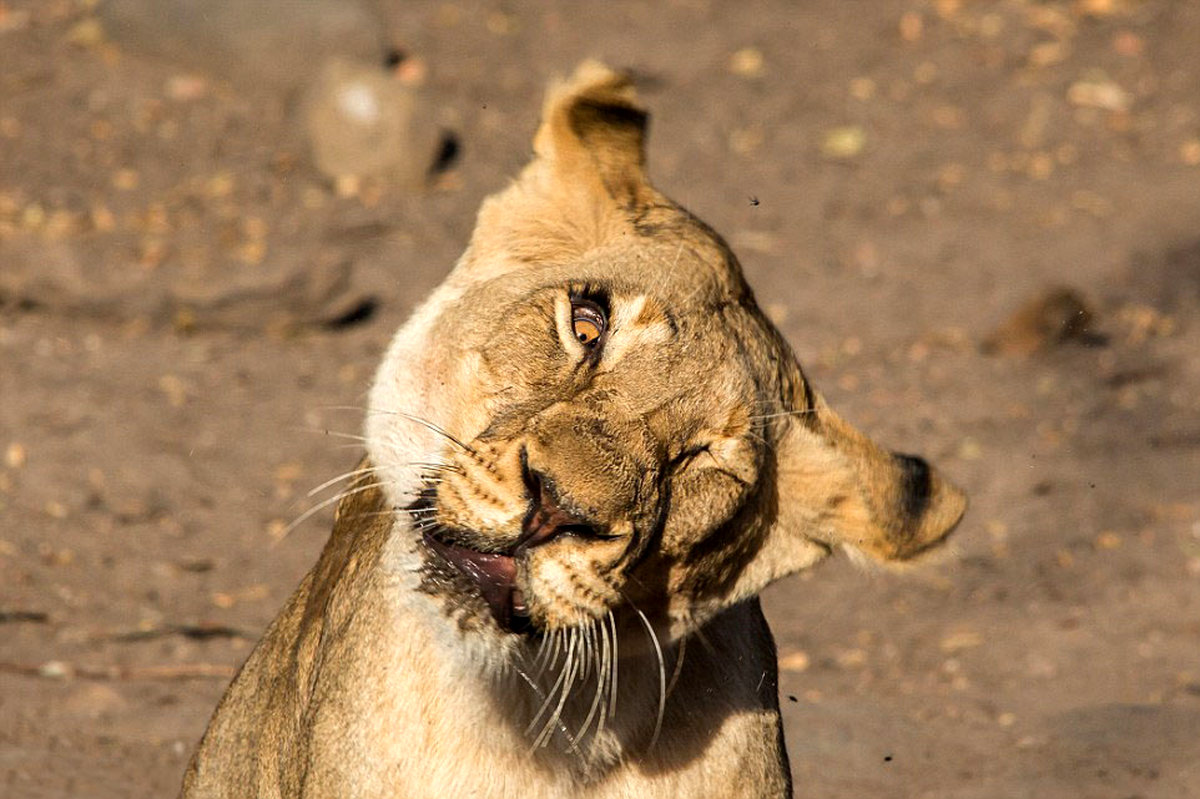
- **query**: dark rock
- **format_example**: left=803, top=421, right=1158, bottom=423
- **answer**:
left=982, top=286, right=1103, bottom=356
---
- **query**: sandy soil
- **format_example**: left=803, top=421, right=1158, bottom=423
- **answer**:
left=2, top=1, right=1199, bottom=797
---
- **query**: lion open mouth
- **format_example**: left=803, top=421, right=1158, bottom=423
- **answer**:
left=417, top=469, right=608, bottom=634
left=422, top=531, right=531, bottom=632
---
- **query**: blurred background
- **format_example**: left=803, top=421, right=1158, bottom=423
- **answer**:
left=2, top=1, right=1199, bottom=796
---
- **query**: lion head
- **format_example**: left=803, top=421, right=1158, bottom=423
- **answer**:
left=365, top=62, right=966, bottom=647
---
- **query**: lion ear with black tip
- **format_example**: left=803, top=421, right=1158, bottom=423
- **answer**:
left=772, top=391, right=968, bottom=566
left=687, top=385, right=967, bottom=621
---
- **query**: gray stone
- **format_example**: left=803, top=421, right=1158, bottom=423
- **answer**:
left=301, top=57, right=442, bottom=184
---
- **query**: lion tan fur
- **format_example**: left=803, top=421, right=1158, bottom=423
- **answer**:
left=181, top=62, right=966, bottom=799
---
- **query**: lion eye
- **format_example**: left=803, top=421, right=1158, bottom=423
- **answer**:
left=571, top=301, right=606, bottom=347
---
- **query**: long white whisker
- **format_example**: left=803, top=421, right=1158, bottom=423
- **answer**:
left=607, top=609, right=620, bottom=719
left=596, top=611, right=612, bottom=735
left=666, top=634, right=688, bottom=699
left=578, top=617, right=606, bottom=741
left=528, top=630, right=569, bottom=737
left=631, top=603, right=666, bottom=751
left=305, top=465, right=383, bottom=499
left=318, top=405, right=475, bottom=453
left=662, top=231, right=687, bottom=287
left=531, top=631, right=554, bottom=680
left=535, top=627, right=580, bottom=751
left=583, top=621, right=596, bottom=682
left=297, top=427, right=369, bottom=443
left=280, top=482, right=380, bottom=539
left=410, top=460, right=462, bottom=473
left=368, top=410, right=475, bottom=453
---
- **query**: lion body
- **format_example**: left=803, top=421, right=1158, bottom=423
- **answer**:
left=182, top=63, right=964, bottom=799
left=182, top=481, right=792, bottom=799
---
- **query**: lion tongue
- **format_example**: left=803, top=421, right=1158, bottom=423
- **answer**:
left=424, top=534, right=520, bottom=627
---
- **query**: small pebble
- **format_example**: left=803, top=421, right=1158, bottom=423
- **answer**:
left=66, top=17, right=104, bottom=47
left=957, top=438, right=983, bottom=460
left=112, top=169, right=140, bottom=191
left=5, top=442, right=26, bottom=469
left=940, top=630, right=983, bottom=653
left=0, top=7, right=31, bottom=34
left=1112, top=31, right=1144, bottom=57
left=821, top=126, right=866, bottom=159
left=1181, top=139, right=1200, bottom=166
left=1067, top=79, right=1131, bottom=112
left=266, top=518, right=288, bottom=541
left=39, top=661, right=73, bottom=679
left=778, top=650, right=810, bottom=672
left=1029, top=41, right=1069, bottom=68
left=728, top=47, right=765, bottom=78
left=158, top=375, right=187, bottom=407
left=166, top=73, right=209, bottom=101
left=899, top=12, right=923, bottom=42
left=848, top=77, right=876, bottom=101
left=835, top=648, right=867, bottom=669
left=206, top=172, right=235, bottom=198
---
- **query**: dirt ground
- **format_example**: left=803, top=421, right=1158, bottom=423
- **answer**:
left=3, top=1, right=1200, bottom=797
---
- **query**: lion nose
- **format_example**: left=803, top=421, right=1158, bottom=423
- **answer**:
left=519, top=465, right=604, bottom=549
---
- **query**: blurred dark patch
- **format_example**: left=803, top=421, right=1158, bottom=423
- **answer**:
left=107, top=623, right=253, bottom=643
left=982, top=286, right=1106, bottom=356
left=0, top=610, right=49, bottom=624
left=1148, top=429, right=1200, bottom=450
left=1104, top=363, right=1170, bottom=387
left=323, top=296, right=379, bottom=329
left=1126, top=237, right=1200, bottom=313
left=384, top=48, right=408, bottom=69
left=175, top=558, right=216, bottom=573
left=429, top=131, right=461, bottom=176
left=1157, top=238, right=1200, bottom=308
left=324, top=221, right=395, bottom=243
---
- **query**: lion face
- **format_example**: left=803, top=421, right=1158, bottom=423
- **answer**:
left=409, top=255, right=782, bottom=633
left=366, top=63, right=966, bottom=642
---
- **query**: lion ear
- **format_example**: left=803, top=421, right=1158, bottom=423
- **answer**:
left=531, top=60, right=650, bottom=205
left=774, top=392, right=967, bottom=566
left=463, top=62, right=656, bottom=273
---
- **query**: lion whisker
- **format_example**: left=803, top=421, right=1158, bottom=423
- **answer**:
left=577, top=617, right=606, bottom=741
left=607, top=609, right=620, bottom=720
left=305, top=464, right=385, bottom=499
left=629, top=600, right=666, bottom=751
left=278, top=482, right=382, bottom=540
left=296, top=426, right=370, bottom=443
left=532, top=627, right=581, bottom=752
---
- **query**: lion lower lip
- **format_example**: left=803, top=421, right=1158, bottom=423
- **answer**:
left=422, top=531, right=527, bottom=630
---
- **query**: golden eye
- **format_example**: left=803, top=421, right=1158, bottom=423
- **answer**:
left=571, top=301, right=606, bottom=347
left=573, top=317, right=602, bottom=345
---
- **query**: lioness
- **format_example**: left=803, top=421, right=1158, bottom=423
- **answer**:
left=181, top=62, right=966, bottom=799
